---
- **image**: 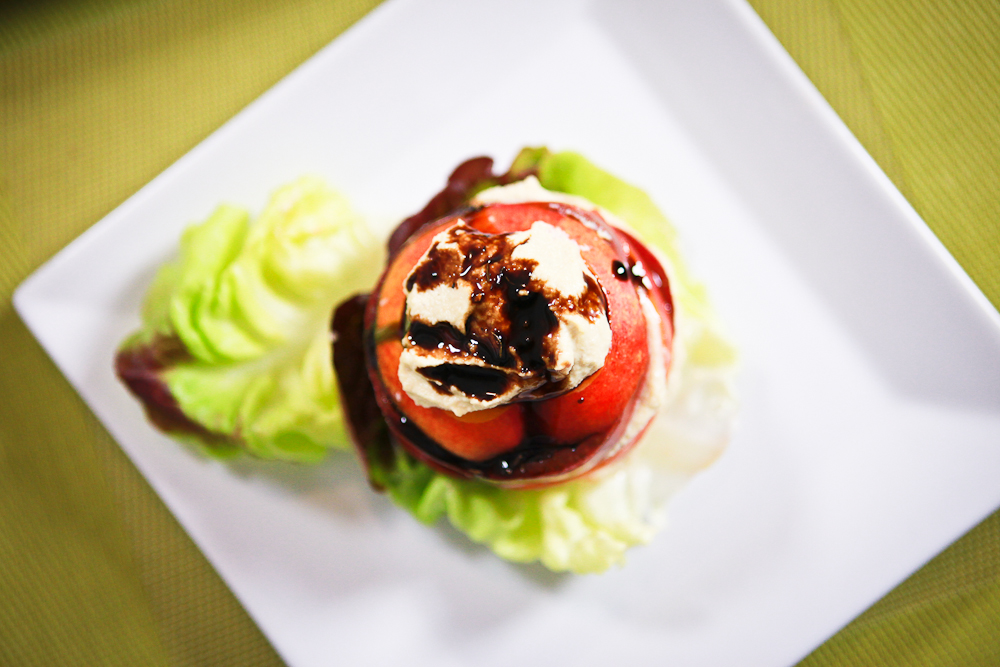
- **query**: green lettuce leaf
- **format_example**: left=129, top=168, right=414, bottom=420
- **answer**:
left=117, top=177, right=382, bottom=461
left=371, top=149, right=738, bottom=574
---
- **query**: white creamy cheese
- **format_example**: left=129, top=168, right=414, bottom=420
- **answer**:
left=509, top=222, right=588, bottom=297
left=473, top=175, right=595, bottom=210
left=405, top=282, right=473, bottom=332
left=398, top=208, right=613, bottom=416
left=474, top=176, right=629, bottom=239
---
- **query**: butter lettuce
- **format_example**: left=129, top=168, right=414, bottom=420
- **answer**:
left=117, top=177, right=382, bottom=461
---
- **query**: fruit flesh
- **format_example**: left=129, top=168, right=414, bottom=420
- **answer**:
left=365, top=201, right=672, bottom=485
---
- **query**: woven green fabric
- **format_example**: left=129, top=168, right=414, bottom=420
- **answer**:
left=1, top=0, right=997, bottom=665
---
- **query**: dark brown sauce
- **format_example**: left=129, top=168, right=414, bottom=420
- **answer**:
left=407, top=321, right=467, bottom=357
left=367, top=345, right=606, bottom=480
left=358, top=308, right=634, bottom=482
left=503, top=270, right=559, bottom=376
left=417, top=363, right=510, bottom=400
left=402, top=222, right=605, bottom=399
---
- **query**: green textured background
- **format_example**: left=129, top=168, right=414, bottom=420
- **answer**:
left=1, top=0, right=997, bottom=664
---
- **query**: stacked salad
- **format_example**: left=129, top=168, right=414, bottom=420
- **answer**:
left=116, top=148, right=737, bottom=574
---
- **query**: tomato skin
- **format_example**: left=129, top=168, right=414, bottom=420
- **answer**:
left=365, top=202, right=672, bottom=486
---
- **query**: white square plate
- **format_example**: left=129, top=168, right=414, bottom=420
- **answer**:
left=15, top=0, right=1000, bottom=665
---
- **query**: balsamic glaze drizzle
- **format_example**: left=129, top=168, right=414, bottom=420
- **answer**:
left=402, top=223, right=603, bottom=401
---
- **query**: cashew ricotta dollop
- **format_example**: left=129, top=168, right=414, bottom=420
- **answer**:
left=398, top=208, right=613, bottom=416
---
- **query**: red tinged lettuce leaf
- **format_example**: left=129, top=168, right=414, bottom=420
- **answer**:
left=116, top=177, right=382, bottom=461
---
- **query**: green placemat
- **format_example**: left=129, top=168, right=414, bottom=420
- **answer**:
left=1, top=1, right=997, bottom=665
